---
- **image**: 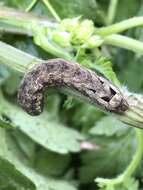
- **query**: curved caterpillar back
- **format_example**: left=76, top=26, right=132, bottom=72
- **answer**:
left=18, top=59, right=128, bottom=116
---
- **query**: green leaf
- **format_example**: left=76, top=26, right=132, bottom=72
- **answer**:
left=12, top=130, right=36, bottom=162
left=0, top=92, right=83, bottom=154
left=0, top=65, right=9, bottom=86
left=96, top=177, right=139, bottom=190
left=4, top=0, right=104, bottom=23
left=72, top=104, right=103, bottom=130
left=0, top=128, right=36, bottom=190
left=0, top=127, right=77, bottom=190
left=35, top=148, right=70, bottom=176
left=89, top=56, right=120, bottom=86
left=61, top=99, right=103, bottom=132
left=90, top=116, right=129, bottom=137
left=122, top=178, right=139, bottom=190
left=119, top=57, right=143, bottom=92
left=115, top=0, right=141, bottom=22
left=1, top=1, right=143, bottom=189
left=4, top=0, right=33, bottom=10
left=3, top=72, right=21, bottom=95
left=79, top=129, right=135, bottom=183
left=42, top=0, right=101, bottom=21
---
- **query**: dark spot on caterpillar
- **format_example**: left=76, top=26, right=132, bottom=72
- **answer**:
left=88, top=88, right=96, bottom=94
left=110, top=87, right=116, bottom=96
left=102, top=96, right=110, bottom=102
left=17, top=59, right=129, bottom=116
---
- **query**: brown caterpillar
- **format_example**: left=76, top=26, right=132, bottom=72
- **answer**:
left=17, top=59, right=128, bottom=116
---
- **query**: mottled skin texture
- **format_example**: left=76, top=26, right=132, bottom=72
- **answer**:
left=18, top=59, right=128, bottom=116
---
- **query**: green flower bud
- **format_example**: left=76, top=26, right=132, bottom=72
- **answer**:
left=71, top=19, right=95, bottom=45
left=52, top=31, right=71, bottom=47
left=60, top=17, right=80, bottom=32
left=85, top=35, right=103, bottom=48
left=80, top=20, right=94, bottom=37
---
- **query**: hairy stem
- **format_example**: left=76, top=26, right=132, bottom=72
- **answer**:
left=0, top=7, right=57, bottom=36
left=96, top=17, right=143, bottom=36
left=123, top=129, right=143, bottom=179
left=104, top=34, right=143, bottom=54
left=25, top=0, right=38, bottom=12
left=96, top=128, right=143, bottom=187
left=42, top=0, right=61, bottom=22
left=1, top=8, right=143, bottom=56
left=0, top=41, right=41, bottom=73
left=0, top=41, right=143, bottom=129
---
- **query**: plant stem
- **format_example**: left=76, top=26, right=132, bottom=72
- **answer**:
left=42, top=0, right=61, bottom=22
left=0, top=8, right=57, bottom=36
left=96, top=128, right=143, bottom=187
left=107, top=0, right=118, bottom=25
left=1, top=8, right=143, bottom=56
left=32, top=25, right=72, bottom=60
left=0, top=8, right=70, bottom=59
left=104, top=34, right=143, bottom=54
left=96, top=17, right=143, bottom=36
left=25, top=0, right=38, bottom=12
left=0, top=41, right=41, bottom=73
left=123, top=129, right=143, bottom=179
left=1, top=41, right=143, bottom=129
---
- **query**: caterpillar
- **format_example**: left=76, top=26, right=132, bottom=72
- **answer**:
left=17, top=59, right=128, bottom=116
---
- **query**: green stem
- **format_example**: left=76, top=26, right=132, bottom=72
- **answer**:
left=96, top=129, right=143, bottom=187
left=42, top=0, right=61, bottom=22
left=96, top=17, right=143, bottom=36
left=1, top=40, right=143, bottom=129
left=0, top=8, right=69, bottom=60
left=107, top=0, right=118, bottom=25
left=0, top=41, right=143, bottom=190
left=25, top=0, right=38, bottom=12
left=0, top=8, right=57, bottom=36
left=123, top=129, right=143, bottom=179
left=1, top=8, right=143, bottom=56
left=104, top=34, right=143, bottom=54
left=32, top=24, right=72, bottom=60
left=0, top=41, right=41, bottom=73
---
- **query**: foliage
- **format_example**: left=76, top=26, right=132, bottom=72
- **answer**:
left=0, top=0, right=143, bottom=190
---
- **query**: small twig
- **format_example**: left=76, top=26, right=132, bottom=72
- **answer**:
left=25, top=0, right=38, bottom=12
left=96, top=17, right=143, bottom=36
left=1, top=8, right=143, bottom=56
left=107, top=0, right=118, bottom=25
left=104, top=34, right=143, bottom=54
left=42, top=0, right=61, bottom=22
left=0, top=7, right=57, bottom=36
